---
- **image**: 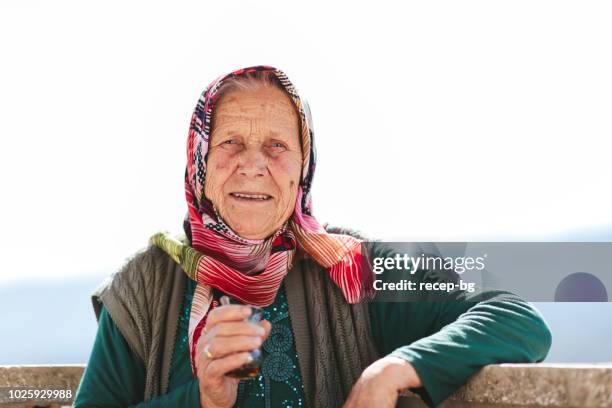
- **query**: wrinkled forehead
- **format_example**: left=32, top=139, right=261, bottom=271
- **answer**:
left=211, top=86, right=300, bottom=129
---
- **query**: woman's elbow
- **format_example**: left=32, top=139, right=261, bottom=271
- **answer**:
left=521, top=302, right=553, bottom=363
left=489, top=297, right=553, bottom=363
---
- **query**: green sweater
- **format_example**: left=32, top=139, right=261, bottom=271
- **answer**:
left=74, top=249, right=552, bottom=407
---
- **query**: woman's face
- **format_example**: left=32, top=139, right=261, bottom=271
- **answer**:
left=205, top=86, right=302, bottom=240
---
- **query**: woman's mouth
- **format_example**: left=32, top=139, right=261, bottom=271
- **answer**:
left=229, top=192, right=273, bottom=202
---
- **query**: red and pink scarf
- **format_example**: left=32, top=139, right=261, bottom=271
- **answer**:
left=151, top=65, right=374, bottom=376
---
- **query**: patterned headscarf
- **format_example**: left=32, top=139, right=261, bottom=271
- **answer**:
left=150, top=65, right=374, bottom=375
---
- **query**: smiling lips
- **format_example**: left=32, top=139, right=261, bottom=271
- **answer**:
left=229, top=192, right=273, bottom=202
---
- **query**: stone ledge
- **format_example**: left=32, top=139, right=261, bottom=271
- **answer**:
left=443, top=363, right=612, bottom=408
left=0, top=363, right=611, bottom=407
left=0, top=365, right=84, bottom=408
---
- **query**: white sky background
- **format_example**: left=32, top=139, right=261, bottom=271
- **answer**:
left=1, top=0, right=611, bottom=284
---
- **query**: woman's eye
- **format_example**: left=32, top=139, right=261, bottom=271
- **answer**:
left=271, top=142, right=286, bottom=149
left=217, top=138, right=242, bottom=151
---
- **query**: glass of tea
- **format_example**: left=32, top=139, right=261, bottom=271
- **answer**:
left=221, top=296, right=263, bottom=379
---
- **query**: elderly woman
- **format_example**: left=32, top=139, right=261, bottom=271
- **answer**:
left=73, top=65, right=551, bottom=408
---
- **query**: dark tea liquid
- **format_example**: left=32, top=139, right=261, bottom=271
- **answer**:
left=226, top=361, right=261, bottom=379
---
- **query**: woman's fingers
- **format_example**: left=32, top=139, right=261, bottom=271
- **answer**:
left=195, top=319, right=271, bottom=367
left=206, top=335, right=262, bottom=359
left=206, top=319, right=271, bottom=338
left=207, top=352, right=254, bottom=377
left=258, top=319, right=272, bottom=339
left=205, top=304, right=252, bottom=328
left=208, top=320, right=266, bottom=338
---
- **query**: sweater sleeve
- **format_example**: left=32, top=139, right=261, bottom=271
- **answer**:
left=368, top=243, right=552, bottom=408
left=73, top=305, right=201, bottom=408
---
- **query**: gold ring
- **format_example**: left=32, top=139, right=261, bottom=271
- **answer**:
left=204, top=344, right=214, bottom=359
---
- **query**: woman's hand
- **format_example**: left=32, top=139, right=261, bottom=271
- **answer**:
left=343, top=356, right=422, bottom=408
left=195, top=304, right=271, bottom=408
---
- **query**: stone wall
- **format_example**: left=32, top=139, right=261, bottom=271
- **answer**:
left=0, top=363, right=611, bottom=407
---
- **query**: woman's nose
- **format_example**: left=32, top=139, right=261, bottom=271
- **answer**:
left=237, top=147, right=267, bottom=178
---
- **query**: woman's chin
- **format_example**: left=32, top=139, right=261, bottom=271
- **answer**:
left=226, top=217, right=276, bottom=240
left=235, top=228, right=274, bottom=240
